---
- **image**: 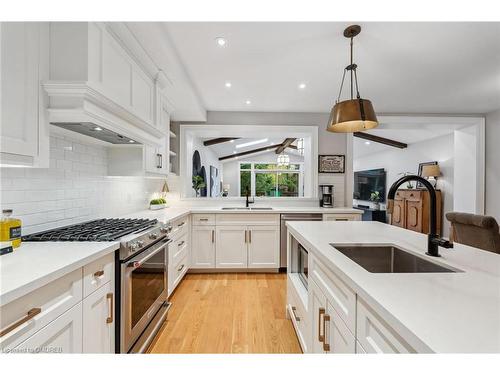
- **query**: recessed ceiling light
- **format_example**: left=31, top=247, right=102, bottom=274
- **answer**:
left=365, top=141, right=371, bottom=145
left=236, top=138, right=268, bottom=149
left=270, top=142, right=275, bottom=145
left=245, top=100, right=252, bottom=105
left=233, top=151, right=237, bottom=154
left=215, top=37, right=227, bottom=47
left=93, top=126, right=103, bottom=131
left=230, top=140, right=235, bottom=143
left=298, top=83, right=306, bottom=89
left=129, top=140, right=135, bottom=143
left=225, top=82, right=232, bottom=88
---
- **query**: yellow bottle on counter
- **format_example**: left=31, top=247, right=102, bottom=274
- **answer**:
left=0, top=209, right=22, bottom=248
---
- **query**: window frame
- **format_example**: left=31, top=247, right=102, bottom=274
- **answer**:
left=238, top=161, right=304, bottom=198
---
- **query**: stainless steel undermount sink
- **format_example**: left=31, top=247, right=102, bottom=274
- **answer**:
left=221, top=207, right=273, bottom=210
left=330, top=244, right=461, bottom=273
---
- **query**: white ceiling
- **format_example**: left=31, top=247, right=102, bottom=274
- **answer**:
left=353, top=127, right=457, bottom=158
left=164, top=22, right=500, bottom=115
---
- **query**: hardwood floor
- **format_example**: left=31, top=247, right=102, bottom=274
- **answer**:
left=149, top=273, right=301, bottom=353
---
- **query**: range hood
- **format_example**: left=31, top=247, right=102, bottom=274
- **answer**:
left=51, top=122, right=141, bottom=145
left=44, top=82, right=163, bottom=147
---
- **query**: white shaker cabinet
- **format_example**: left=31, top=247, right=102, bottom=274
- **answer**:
left=82, top=282, right=114, bottom=353
left=216, top=226, right=248, bottom=268
left=14, top=302, right=83, bottom=354
left=308, top=279, right=355, bottom=354
left=0, top=22, right=49, bottom=167
left=191, top=225, right=216, bottom=268
left=247, top=225, right=280, bottom=268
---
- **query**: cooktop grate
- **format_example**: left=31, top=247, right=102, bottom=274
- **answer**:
left=22, top=218, right=158, bottom=242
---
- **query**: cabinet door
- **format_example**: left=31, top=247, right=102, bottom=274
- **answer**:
left=405, top=200, right=423, bottom=233
left=215, top=226, right=248, bottom=268
left=247, top=225, right=279, bottom=268
left=324, top=301, right=355, bottom=354
left=82, top=282, right=114, bottom=353
left=0, top=23, right=43, bottom=161
left=15, top=302, right=83, bottom=353
left=309, top=279, right=326, bottom=353
left=191, top=226, right=216, bottom=268
left=391, top=199, right=406, bottom=228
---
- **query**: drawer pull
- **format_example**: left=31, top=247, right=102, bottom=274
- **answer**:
left=335, top=218, right=349, bottom=221
left=248, top=230, right=252, bottom=243
left=177, top=264, right=185, bottom=272
left=323, top=314, right=331, bottom=352
left=93, top=270, right=104, bottom=278
left=318, top=307, right=325, bottom=342
left=106, top=293, right=113, bottom=324
left=178, top=240, right=185, bottom=247
left=212, top=230, right=215, bottom=243
left=199, top=218, right=209, bottom=222
left=0, top=307, right=42, bottom=338
left=291, top=306, right=301, bottom=321
left=178, top=222, right=186, bottom=227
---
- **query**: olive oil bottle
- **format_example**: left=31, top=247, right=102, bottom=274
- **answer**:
left=0, top=209, right=22, bottom=248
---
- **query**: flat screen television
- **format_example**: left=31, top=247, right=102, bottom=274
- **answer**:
left=353, top=168, right=386, bottom=202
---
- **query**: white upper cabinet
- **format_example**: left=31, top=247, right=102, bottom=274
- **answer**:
left=0, top=22, right=49, bottom=167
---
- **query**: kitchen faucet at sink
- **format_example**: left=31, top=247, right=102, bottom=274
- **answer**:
left=245, top=188, right=255, bottom=208
left=387, top=174, right=453, bottom=257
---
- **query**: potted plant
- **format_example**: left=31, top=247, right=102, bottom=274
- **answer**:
left=150, top=198, right=167, bottom=210
left=370, top=191, right=381, bottom=210
left=192, top=175, right=206, bottom=197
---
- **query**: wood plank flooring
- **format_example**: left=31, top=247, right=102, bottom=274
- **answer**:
left=149, top=273, right=301, bottom=353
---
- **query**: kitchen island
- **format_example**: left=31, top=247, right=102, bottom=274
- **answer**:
left=286, top=221, right=500, bottom=353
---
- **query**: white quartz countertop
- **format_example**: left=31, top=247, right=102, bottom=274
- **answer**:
left=0, top=206, right=358, bottom=307
left=286, top=221, right=500, bottom=353
left=0, top=241, right=119, bottom=306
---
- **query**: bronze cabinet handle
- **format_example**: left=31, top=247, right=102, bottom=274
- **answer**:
left=106, top=293, right=113, bottom=324
left=94, top=270, right=104, bottom=278
left=0, top=307, right=42, bottom=338
left=178, top=240, right=185, bottom=247
left=177, top=264, right=185, bottom=272
left=199, top=218, right=209, bottom=221
left=318, top=307, right=325, bottom=342
left=323, top=314, right=331, bottom=352
left=212, top=230, right=215, bottom=243
left=244, top=230, right=247, bottom=243
left=291, top=306, right=301, bottom=321
left=178, top=222, right=185, bottom=227
left=249, top=230, right=252, bottom=243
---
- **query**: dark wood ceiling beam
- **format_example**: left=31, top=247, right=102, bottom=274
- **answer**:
left=275, top=138, right=297, bottom=154
left=353, top=132, right=407, bottom=149
left=219, top=144, right=280, bottom=161
left=203, top=137, right=240, bottom=146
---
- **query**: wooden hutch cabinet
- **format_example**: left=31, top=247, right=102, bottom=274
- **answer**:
left=390, top=189, right=442, bottom=235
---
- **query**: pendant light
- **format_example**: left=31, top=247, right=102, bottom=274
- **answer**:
left=327, top=25, right=378, bottom=133
left=277, top=152, right=290, bottom=167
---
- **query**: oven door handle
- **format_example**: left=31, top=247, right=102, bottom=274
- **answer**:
left=127, top=240, right=170, bottom=270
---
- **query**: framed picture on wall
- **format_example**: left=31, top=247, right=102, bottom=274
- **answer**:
left=416, top=161, right=438, bottom=188
left=318, top=155, right=345, bottom=173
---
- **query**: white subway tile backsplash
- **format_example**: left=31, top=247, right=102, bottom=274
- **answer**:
left=1, top=134, right=162, bottom=234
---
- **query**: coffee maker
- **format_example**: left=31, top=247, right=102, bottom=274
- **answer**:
left=319, top=185, right=334, bottom=207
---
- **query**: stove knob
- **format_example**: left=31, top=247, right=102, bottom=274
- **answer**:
left=137, top=240, right=145, bottom=248
left=149, top=232, right=158, bottom=240
left=129, top=242, right=138, bottom=251
left=160, top=226, right=171, bottom=234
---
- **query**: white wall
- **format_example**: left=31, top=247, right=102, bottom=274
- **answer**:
left=353, top=133, right=454, bottom=237
left=0, top=133, right=162, bottom=235
left=203, top=111, right=347, bottom=205
left=222, top=152, right=304, bottom=197
left=189, top=136, right=223, bottom=197
left=485, top=109, right=500, bottom=220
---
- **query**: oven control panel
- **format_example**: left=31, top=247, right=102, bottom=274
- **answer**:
left=120, top=223, right=171, bottom=260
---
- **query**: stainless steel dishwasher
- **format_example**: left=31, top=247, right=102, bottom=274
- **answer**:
left=280, top=213, right=323, bottom=269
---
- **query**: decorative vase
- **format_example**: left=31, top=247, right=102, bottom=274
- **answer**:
left=149, top=203, right=167, bottom=210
